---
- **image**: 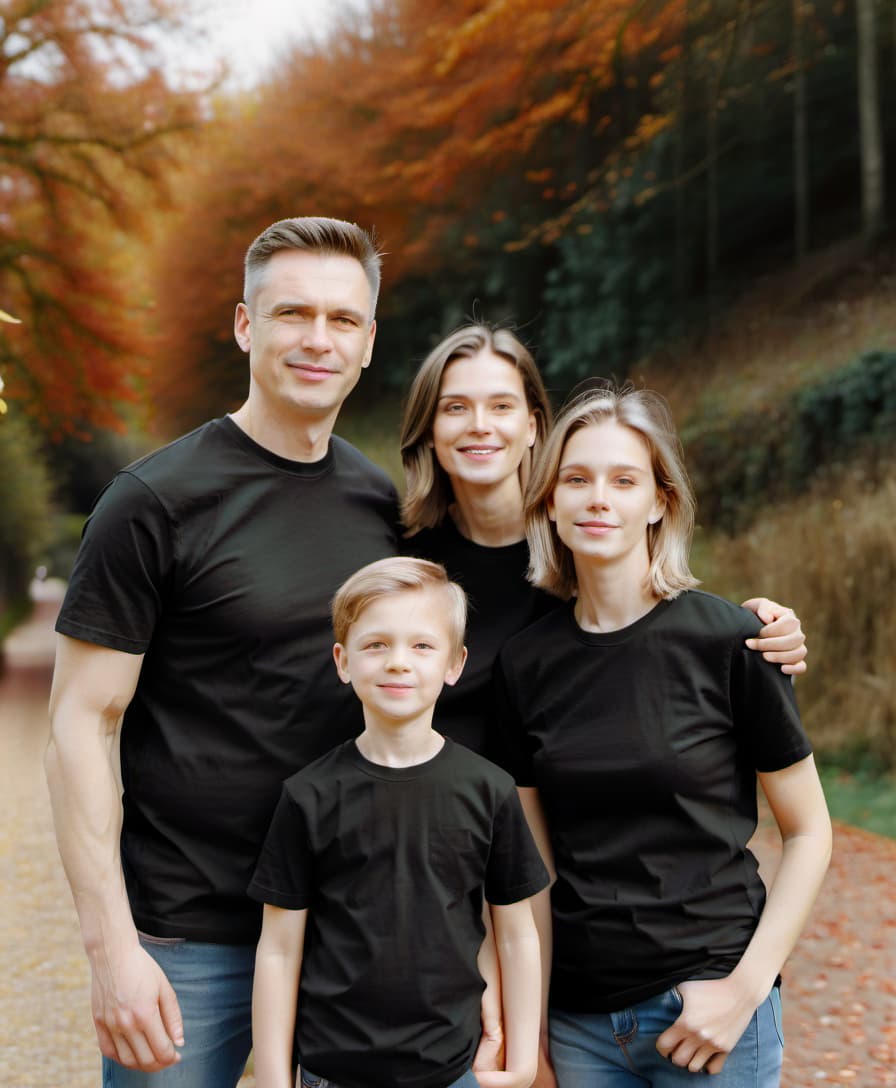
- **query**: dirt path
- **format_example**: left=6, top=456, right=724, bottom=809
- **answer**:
left=0, top=589, right=892, bottom=1087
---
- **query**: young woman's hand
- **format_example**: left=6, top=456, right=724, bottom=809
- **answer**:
left=473, top=1022, right=505, bottom=1074
left=654, top=975, right=759, bottom=1074
left=741, top=597, right=807, bottom=675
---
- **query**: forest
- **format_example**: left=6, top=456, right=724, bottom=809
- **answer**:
left=1, top=0, right=894, bottom=781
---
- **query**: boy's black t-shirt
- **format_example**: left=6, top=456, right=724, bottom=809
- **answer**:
left=249, top=738, right=549, bottom=1088
left=55, top=417, right=400, bottom=942
left=494, top=590, right=813, bottom=1013
left=405, top=520, right=558, bottom=754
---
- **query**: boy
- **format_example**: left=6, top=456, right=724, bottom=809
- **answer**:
left=248, top=557, right=548, bottom=1088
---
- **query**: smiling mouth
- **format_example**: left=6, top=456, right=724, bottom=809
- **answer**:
left=288, top=362, right=336, bottom=379
left=458, top=446, right=502, bottom=456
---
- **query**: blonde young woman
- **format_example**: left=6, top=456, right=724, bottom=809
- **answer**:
left=494, top=386, right=832, bottom=1087
left=399, top=326, right=808, bottom=756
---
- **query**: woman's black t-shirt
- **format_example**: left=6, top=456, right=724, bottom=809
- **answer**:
left=494, top=590, right=813, bottom=1012
left=405, top=519, right=558, bottom=754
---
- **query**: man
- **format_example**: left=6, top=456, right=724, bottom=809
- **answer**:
left=46, top=218, right=400, bottom=1086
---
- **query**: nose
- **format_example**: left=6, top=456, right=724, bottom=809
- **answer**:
left=300, top=314, right=332, bottom=355
left=385, top=646, right=411, bottom=672
left=587, top=481, right=610, bottom=510
left=469, top=404, right=492, bottom=434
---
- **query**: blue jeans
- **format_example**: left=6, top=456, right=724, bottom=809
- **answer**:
left=549, top=986, right=784, bottom=1087
left=102, top=933, right=255, bottom=1087
left=300, top=1066, right=481, bottom=1088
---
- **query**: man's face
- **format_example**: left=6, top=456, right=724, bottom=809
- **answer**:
left=234, top=249, right=376, bottom=424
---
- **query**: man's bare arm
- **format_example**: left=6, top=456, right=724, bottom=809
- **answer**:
left=45, top=634, right=184, bottom=1071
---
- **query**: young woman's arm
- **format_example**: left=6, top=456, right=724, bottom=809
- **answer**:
left=741, top=597, right=807, bottom=675
left=475, top=898, right=541, bottom=1088
left=656, top=754, right=831, bottom=1074
left=518, top=787, right=558, bottom=1088
left=252, top=905, right=307, bottom=1088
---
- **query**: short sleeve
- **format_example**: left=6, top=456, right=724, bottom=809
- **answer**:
left=247, top=786, right=314, bottom=909
left=487, top=653, right=538, bottom=786
left=730, top=643, right=813, bottom=772
left=55, top=472, right=175, bottom=653
left=484, top=788, right=549, bottom=905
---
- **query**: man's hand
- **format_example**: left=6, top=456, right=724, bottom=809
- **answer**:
left=90, top=941, right=183, bottom=1071
left=655, top=977, right=756, bottom=1075
left=741, top=597, right=807, bottom=676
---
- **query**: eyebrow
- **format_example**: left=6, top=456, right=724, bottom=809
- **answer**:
left=559, top=461, right=647, bottom=473
left=269, top=300, right=369, bottom=324
left=437, top=390, right=524, bottom=401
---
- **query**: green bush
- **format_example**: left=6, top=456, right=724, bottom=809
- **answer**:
left=0, top=414, right=52, bottom=639
left=683, top=350, right=896, bottom=532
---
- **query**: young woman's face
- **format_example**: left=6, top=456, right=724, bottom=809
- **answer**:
left=430, top=351, right=537, bottom=491
left=548, top=420, right=665, bottom=567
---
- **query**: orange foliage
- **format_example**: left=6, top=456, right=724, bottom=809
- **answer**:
left=149, top=0, right=690, bottom=429
left=0, top=0, right=201, bottom=436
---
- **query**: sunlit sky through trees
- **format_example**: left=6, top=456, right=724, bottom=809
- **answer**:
left=174, top=0, right=368, bottom=87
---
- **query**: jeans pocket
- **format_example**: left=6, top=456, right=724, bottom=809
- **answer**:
left=669, top=984, right=684, bottom=1009
left=300, top=1069, right=326, bottom=1088
left=770, top=985, right=785, bottom=1048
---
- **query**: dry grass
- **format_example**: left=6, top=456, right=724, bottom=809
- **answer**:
left=698, top=467, right=896, bottom=768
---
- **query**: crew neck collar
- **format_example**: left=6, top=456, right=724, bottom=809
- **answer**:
left=217, top=415, right=336, bottom=477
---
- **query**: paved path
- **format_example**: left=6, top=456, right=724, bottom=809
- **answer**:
left=0, top=588, right=892, bottom=1086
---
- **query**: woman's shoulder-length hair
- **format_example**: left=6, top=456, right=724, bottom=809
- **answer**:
left=400, top=324, right=553, bottom=536
left=525, top=383, right=700, bottom=601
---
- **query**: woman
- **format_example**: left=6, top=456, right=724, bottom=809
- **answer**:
left=400, top=325, right=808, bottom=755
left=495, top=385, right=832, bottom=1086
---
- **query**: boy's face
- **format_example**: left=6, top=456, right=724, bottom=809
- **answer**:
left=333, top=588, right=466, bottom=728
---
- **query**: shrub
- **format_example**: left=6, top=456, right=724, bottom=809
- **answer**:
left=683, top=350, right=896, bottom=532
left=0, top=415, right=52, bottom=640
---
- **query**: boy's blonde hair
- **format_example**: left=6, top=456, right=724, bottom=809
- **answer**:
left=331, top=557, right=467, bottom=660
left=526, top=384, right=700, bottom=601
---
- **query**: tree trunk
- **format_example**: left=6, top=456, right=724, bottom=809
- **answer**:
left=793, top=0, right=809, bottom=261
left=856, top=0, right=884, bottom=245
left=674, top=0, right=692, bottom=302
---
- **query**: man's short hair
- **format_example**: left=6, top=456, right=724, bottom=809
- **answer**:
left=331, top=557, right=467, bottom=661
left=243, top=216, right=382, bottom=317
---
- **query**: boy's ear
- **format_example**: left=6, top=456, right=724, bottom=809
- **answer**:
left=333, top=643, right=352, bottom=685
left=443, top=646, right=468, bottom=688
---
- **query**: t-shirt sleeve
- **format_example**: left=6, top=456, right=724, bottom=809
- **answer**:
left=730, top=639, right=813, bottom=772
left=484, top=787, right=550, bottom=905
left=247, top=786, right=314, bottom=909
left=487, top=652, right=538, bottom=786
left=55, top=472, right=174, bottom=653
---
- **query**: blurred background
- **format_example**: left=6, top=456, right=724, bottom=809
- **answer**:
left=0, top=0, right=894, bottom=816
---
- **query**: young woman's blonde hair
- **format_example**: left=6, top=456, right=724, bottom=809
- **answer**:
left=331, top=557, right=468, bottom=661
left=400, top=325, right=553, bottom=536
left=526, top=383, right=700, bottom=601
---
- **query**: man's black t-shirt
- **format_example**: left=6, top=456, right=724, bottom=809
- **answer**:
left=249, top=738, right=549, bottom=1088
left=405, top=519, right=557, bottom=754
left=56, top=417, right=400, bottom=942
left=494, top=590, right=812, bottom=1012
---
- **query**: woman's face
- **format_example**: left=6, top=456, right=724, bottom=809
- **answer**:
left=430, top=351, right=537, bottom=491
left=548, top=420, right=665, bottom=566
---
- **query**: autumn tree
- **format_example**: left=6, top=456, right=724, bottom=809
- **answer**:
left=0, top=0, right=201, bottom=435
